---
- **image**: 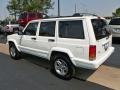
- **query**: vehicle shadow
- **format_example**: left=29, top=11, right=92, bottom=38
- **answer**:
left=74, top=68, right=95, bottom=81
left=22, top=54, right=50, bottom=70
left=21, top=53, right=96, bottom=81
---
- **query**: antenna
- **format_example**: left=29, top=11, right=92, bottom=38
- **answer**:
left=75, top=0, right=77, bottom=13
left=75, top=3, right=77, bottom=13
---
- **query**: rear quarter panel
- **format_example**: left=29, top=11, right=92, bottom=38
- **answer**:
left=56, top=19, right=90, bottom=60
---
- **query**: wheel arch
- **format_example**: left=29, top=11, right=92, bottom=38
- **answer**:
left=8, top=40, right=20, bottom=51
left=49, top=47, right=76, bottom=66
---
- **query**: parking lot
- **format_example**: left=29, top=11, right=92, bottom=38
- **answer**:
left=0, top=35, right=120, bottom=90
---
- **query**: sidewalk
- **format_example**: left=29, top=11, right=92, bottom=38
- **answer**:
left=0, top=43, right=9, bottom=55
left=88, top=65, right=120, bottom=90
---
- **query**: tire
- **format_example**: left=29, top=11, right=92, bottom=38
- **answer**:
left=50, top=54, right=75, bottom=80
left=9, top=43, right=21, bottom=60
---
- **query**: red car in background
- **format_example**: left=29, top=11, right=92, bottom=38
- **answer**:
left=18, top=12, right=45, bottom=27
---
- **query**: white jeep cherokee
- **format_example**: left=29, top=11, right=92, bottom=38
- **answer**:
left=7, top=15, right=114, bottom=79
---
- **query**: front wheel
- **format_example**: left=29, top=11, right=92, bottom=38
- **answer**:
left=51, top=54, right=75, bottom=80
left=9, top=44, right=21, bottom=60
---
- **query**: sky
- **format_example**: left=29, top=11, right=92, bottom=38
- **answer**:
left=0, top=0, right=120, bottom=20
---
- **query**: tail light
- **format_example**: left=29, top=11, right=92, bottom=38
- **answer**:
left=6, top=26, right=9, bottom=29
left=89, top=45, right=96, bottom=61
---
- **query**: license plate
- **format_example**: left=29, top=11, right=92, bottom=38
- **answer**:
left=103, top=42, right=109, bottom=51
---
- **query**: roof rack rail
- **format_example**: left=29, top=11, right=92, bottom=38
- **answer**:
left=43, top=15, right=74, bottom=19
left=43, top=13, right=99, bottom=19
left=73, top=13, right=98, bottom=17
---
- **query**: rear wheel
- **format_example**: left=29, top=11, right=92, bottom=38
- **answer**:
left=9, top=43, right=21, bottom=60
left=51, top=54, right=75, bottom=80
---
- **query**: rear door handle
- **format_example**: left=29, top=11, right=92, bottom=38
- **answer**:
left=48, top=39, right=55, bottom=42
left=31, top=37, right=36, bottom=40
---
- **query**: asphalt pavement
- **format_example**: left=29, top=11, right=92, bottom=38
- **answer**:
left=0, top=52, right=112, bottom=90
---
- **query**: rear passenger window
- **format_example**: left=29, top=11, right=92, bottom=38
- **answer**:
left=59, top=20, right=84, bottom=39
left=39, top=21, right=56, bottom=37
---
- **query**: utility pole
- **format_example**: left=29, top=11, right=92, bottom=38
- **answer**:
left=58, top=0, right=60, bottom=16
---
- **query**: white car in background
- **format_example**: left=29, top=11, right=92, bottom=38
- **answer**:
left=4, top=24, right=20, bottom=34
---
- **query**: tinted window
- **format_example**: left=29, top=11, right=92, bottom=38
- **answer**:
left=24, top=22, right=38, bottom=36
left=59, top=20, right=84, bottom=39
left=19, top=13, right=27, bottom=19
left=109, top=18, right=120, bottom=25
left=39, top=21, right=56, bottom=37
left=37, top=13, right=43, bottom=18
left=92, top=19, right=111, bottom=40
left=29, top=13, right=36, bottom=17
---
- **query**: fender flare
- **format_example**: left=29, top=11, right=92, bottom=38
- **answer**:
left=7, top=39, right=20, bottom=51
left=49, top=47, right=76, bottom=65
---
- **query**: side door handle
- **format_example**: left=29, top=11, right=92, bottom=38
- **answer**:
left=31, top=37, right=36, bottom=40
left=48, top=39, right=55, bottom=42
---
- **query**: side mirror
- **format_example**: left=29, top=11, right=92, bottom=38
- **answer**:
left=18, top=31, right=23, bottom=35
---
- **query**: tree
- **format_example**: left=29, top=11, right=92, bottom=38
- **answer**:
left=22, top=0, right=54, bottom=13
left=113, top=8, right=120, bottom=17
left=7, top=0, right=54, bottom=18
left=7, top=0, right=21, bottom=20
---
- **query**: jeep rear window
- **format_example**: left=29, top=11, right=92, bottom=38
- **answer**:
left=59, top=20, right=84, bottom=39
left=109, top=18, right=120, bottom=25
left=19, top=13, right=27, bottom=19
left=91, top=19, right=111, bottom=40
left=29, top=13, right=36, bottom=17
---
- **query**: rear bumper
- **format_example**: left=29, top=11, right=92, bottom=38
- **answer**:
left=71, top=47, right=114, bottom=70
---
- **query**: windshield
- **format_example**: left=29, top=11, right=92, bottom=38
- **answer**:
left=91, top=19, right=111, bottom=40
left=109, top=18, right=120, bottom=25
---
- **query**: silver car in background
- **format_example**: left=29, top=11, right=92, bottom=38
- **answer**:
left=109, top=17, right=120, bottom=38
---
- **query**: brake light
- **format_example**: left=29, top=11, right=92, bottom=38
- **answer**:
left=89, top=45, right=96, bottom=60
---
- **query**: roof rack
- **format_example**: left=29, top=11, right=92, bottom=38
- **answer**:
left=73, top=13, right=98, bottom=17
left=44, top=13, right=99, bottom=19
